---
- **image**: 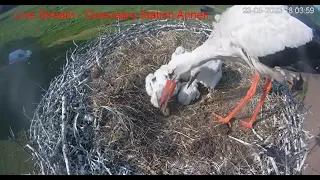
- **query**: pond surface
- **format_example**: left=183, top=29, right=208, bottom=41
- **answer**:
left=0, top=37, right=85, bottom=174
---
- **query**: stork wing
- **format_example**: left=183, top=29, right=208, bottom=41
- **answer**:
left=215, top=5, right=314, bottom=58
left=236, top=14, right=313, bottom=57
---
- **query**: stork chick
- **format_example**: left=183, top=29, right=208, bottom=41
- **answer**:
left=160, top=5, right=320, bottom=129
left=146, top=46, right=222, bottom=109
left=145, top=65, right=182, bottom=108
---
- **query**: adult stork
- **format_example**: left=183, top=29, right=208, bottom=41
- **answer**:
left=159, top=5, right=320, bottom=129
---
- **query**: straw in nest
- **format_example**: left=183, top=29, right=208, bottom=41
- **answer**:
left=27, top=20, right=311, bottom=175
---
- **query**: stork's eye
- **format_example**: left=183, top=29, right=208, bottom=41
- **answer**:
left=168, top=72, right=175, bottom=80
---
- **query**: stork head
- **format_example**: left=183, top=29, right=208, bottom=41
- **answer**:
left=159, top=53, right=201, bottom=110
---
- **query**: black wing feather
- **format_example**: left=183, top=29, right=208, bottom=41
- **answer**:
left=258, top=13, right=320, bottom=74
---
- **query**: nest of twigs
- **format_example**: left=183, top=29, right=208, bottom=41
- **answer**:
left=27, top=19, right=311, bottom=175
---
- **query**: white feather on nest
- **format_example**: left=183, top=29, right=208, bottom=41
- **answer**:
left=145, top=46, right=223, bottom=107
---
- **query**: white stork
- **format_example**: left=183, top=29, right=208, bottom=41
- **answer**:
left=146, top=46, right=222, bottom=107
left=159, top=5, right=320, bottom=129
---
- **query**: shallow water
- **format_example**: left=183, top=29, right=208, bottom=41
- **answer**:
left=0, top=38, right=79, bottom=174
left=0, top=62, right=41, bottom=174
left=0, top=52, right=52, bottom=174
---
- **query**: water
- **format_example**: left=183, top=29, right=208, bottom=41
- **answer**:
left=1, top=5, right=319, bottom=175
left=0, top=62, right=42, bottom=174
left=0, top=38, right=78, bottom=174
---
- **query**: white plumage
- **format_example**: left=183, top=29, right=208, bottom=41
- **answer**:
left=214, top=5, right=313, bottom=56
left=167, top=5, right=314, bottom=83
left=159, top=5, right=319, bottom=129
left=145, top=46, right=222, bottom=108
left=171, top=46, right=187, bottom=59
left=145, top=65, right=182, bottom=108
left=213, top=5, right=313, bottom=58
left=191, top=60, right=222, bottom=89
left=212, top=14, right=221, bottom=27
left=177, top=81, right=200, bottom=105
left=8, top=49, right=32, bottom=65
left=171, top=46, right=223, bottom=89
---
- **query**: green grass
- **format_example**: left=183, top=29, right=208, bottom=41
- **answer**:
left=4, top=4, right=319, bottom=175
left=0, top=5, right=225, bottom=67
left=0, top=5, right=225, bottom=79
left=0, top=135, right=33, bottom=175
left=0, top=5, right=230, bottom=175
left=2, top=4, right=317, bottom=175
left=0, top=5, right=212, bottom=47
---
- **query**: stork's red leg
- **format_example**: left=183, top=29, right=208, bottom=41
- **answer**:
left=240, top=78, right=272, bottom=129
left=211, top=72, right=260, bottom=127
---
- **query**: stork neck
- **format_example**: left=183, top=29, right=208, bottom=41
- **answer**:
left=188, top=43, right=236, bottom=69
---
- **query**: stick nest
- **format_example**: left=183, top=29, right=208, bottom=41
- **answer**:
left=27, top=19, right=311, bottom=175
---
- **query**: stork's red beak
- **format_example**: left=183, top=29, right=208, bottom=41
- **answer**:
left=160, top=80, right=176, bottom=110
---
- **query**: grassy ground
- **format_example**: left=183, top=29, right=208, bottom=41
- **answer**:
left=0, top=132, right=33, bottom=175
left=0, top=5, right=230, bottom=175
left=1, top=5, right=317, bottom=175
left=0, top=5, right=218, bottom=47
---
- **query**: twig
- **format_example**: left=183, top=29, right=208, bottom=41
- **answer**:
left=228, top=135, right=253, bottom=147
left=61, top=95, right=71, bottom=175
left=27, top=19, right=310, bottom=175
